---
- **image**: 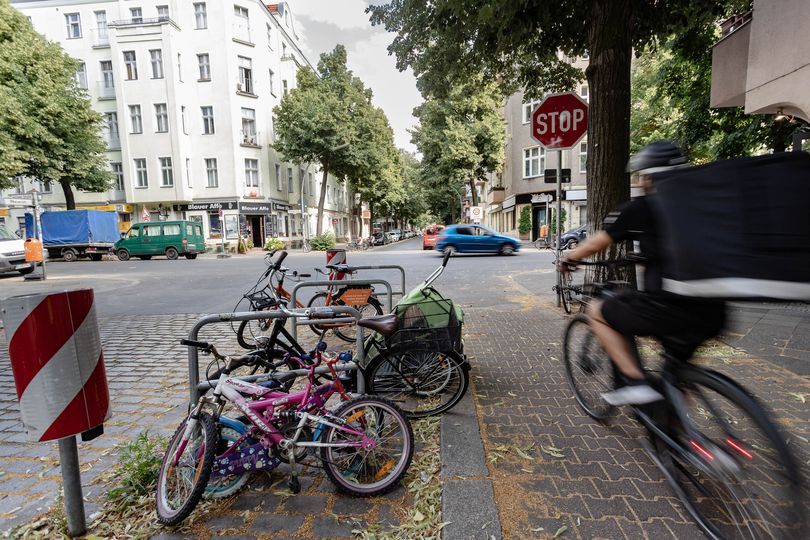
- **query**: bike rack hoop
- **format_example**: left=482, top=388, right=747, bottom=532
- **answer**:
left=336, top=265, right=406, bottom=301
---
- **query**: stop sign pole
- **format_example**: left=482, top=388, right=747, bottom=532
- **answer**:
left=531, top=93, right=588, bottom=306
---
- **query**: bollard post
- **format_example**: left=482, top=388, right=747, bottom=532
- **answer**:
left=58, top=436, right=86, bottom=536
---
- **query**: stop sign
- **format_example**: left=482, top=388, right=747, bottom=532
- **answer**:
left=531, top=93, right=588, bottom=150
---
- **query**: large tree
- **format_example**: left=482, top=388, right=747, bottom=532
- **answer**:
left=368, top=0, right=740, bottom=229
left=274, top=45, right=397, bottom=236
left=411, top=77, right=505, bottom=210
left=0, top=0, right=111, bottom=207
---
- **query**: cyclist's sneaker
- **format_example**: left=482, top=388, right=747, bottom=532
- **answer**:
left=602, top=379, right=663, bottom=406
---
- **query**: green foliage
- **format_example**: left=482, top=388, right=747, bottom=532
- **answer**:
left=107, top=431, right=165, bottom=503
left=264, top=237, right=286, bottom=251
left=309, top=233, right=336, bottom=251
left=0, top=0, right=112, bottom=201
left=550, top=207, right=568, bottom=235
left=518, top=206, right=532, bottom=235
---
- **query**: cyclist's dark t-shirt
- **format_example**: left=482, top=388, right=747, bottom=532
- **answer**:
left=603, top=197, right=662, bottom=293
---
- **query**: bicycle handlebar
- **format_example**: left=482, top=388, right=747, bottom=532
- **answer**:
left=180, top=339, right=211, bottom=350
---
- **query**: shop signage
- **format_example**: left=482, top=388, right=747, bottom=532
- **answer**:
left=176, top=201, right=238, bottom=212
left=544, top=169, right=571, bottom=183
left=531, top=193, right=553, bottom=204
left=273, top=202, right=290, bottom=211
left=565, top=190, right=587, bottom=201
left=502, top=195, right=516, bottom=210
left=239, top=201, right=273, bottom=213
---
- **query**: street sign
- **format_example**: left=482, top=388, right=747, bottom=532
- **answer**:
left=531, top=93, right=588, bottom=150
left=543, top=169, right=571, bottom=183
left=470, top=205, right=484, bottom=222
left=4, top=197, right=34, bottom=207
left=531, top=193, right=553, bottom=204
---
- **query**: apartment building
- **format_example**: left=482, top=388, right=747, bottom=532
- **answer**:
left=482, top=56, right=590, bottom=240
left=4, top=0, right=356, bottom=248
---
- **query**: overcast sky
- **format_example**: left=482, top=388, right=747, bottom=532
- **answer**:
left=289, top=1, right=421, bottom=153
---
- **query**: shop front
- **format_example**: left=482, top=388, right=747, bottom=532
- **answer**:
left=239, top=201, right=273, bottom=248
left=175, top=201, right=239, bottom=246
left=271, top=201, right=290, bottom=241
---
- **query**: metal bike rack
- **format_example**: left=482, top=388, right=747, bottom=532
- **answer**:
left=186, top=306, right=364, bottom=405
left=288, top=278, right=394, bottom=342
left=342, top=265, right=406, bottom=302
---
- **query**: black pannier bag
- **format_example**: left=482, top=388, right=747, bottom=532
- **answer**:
left=648, top=151, right=810, bottom=300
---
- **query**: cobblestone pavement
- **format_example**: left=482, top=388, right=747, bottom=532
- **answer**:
left=0, top=316, right=411, bottom=538
left=462, top=295, right=810, bottom=540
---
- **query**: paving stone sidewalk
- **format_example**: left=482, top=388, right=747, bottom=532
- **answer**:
left=0, top=316, right=413, bottom=539
left=461, top=300, right=810, bottom=540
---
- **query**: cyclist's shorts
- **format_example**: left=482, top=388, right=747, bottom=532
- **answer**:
left=601, top=289, right=726, bottom=359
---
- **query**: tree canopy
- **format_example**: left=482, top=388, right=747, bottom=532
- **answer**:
left=273, top=45, right=398, bottom=236
left=411, top=77, right=505, bottom=212
left=369, top=0, right=743, bottom=228
left=0, top=0, right=111, bottom=207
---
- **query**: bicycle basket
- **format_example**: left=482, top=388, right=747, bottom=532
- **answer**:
left=245, top=289, right=278, bottom=310
left=385, top=297, right=462, bottom=354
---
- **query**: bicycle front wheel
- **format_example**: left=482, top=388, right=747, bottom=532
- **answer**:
left=156, top=413, right=218, bottom=525
left=321, top=397, right=413, bottom=496
left=236, top=316, right=273, bottom=349
left=562, top=315, right=616, bottom=421
left=661, top=367, right=804, bottom=539
left=559, top=272, right=573, bottom=314
left=365, top=350, right=469, bottom=418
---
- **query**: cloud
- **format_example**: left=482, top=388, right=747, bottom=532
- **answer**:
left=288, top=0, right=371, bottom=30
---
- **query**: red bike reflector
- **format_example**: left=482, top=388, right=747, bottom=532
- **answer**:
left=690, top=440, right=715, bottom=462
left=726, top=437, right=753, bottom=459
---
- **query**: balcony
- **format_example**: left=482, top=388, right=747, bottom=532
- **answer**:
left=240, top=130, right=261, bottom=148
left=91, top=28, right=109, bottom=47
left=110, top=17, right=175, bottom=27
left=233, top=23, right=253, bottom=45
left=97, top=81, right=115, bottom=99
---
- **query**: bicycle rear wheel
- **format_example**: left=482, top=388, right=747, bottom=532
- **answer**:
left=365, top=350, right=469, bottom=418
left=559, top=272, right=573, bottom=314
left=661, top=367, right=804, bottom=539
left=562, top=315, right=616, bottom=421
left=334, top=296, right=384, bottom=342
left=156, top=413, right=217, bottom=525
left=321, top=397, right=413, bottom=496
left=236, top=316, right=272, bottom=349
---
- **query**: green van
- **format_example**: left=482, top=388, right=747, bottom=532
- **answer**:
left=114, top=221, right=204, bottom=261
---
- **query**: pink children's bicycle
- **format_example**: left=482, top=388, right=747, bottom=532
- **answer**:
left=156, top=337, right=413, bottom=525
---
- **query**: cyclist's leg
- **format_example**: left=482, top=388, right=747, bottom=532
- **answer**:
left=586, top=299, right=644, bottom=379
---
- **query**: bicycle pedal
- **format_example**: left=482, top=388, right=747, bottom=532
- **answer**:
left=287, top=476, right=301, bottom=494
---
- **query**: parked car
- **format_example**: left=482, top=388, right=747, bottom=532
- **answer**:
left=115, top=220, right=205, bottom=261
left=422, top=225, right=444, bottom=250
left=559, top=224, right=587, bottom=249
left=388, top=229, right=402, bottom=242
left=435, top=224, right=520, bottom=255
left=371, top=231, right=388, bottom=246
left=0, top=224, right=34, bottom=275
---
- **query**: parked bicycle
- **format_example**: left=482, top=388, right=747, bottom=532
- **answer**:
left=347, top=237, right=370, bottom=251
left=157, top=330, right=413, bottom=525
left=233, top=250, right=309, bottom=349
left=563, top=259, right=804, bottom=539
left=552, top=250, right=579, bottom=314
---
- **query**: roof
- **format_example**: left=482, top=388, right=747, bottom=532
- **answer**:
left=266, top=4, right=278, bottom=13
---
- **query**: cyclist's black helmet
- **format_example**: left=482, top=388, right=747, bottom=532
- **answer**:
left=627, top=140, right=687, bottom=174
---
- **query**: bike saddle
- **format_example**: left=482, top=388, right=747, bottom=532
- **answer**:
left=357, top=314, right=398, bottom=337
left=326, top=264, right=359, bottom=273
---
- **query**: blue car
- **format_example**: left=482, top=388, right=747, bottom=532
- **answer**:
left=434, top=224, right=521, bottom=255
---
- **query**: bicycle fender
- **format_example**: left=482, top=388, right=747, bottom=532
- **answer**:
left=219, top=415, right=249, bottom=435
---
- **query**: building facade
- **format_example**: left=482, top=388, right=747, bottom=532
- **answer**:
left=3, top=0, right=357, bottom=248
left=482, top=55, right=590, bottom=239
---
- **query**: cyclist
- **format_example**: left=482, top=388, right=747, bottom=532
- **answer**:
left=560, top=141, right=726, bottom=406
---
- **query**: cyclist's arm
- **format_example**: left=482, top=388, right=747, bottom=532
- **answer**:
left=563, top=231, right=613, bottom=265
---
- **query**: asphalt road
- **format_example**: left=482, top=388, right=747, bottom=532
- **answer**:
left=0, top=237, right=559, bottom=317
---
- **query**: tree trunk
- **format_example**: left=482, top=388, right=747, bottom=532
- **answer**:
left=60, top=179, right=76, bottom=210
left=468, top=178, right=478, bottom=207
left=316, top=167, right=329, bottom=236
left=585, top=0, right=633, bottom=230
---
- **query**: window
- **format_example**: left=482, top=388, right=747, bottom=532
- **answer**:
left=234, top=5, right=250, bottom=41
left=111, top=162, right=124, bottom=191
left=238, top=56, right=253, bottom=94
left=129, top=105, right=142, bottom=133
left=130, top=7, right=142, bottom=23
left=523, top=147, right=544, bottom=178
left=143, top=224, right=161, bottom=236
left=155, top=103, right=168, bottom=132
left=128, top=227, right=140, bottom=238
left=234, top=5, right=249, bottom=21
left=134, top=158, right=148, bottom=187
left=275, top=164, right=282, bottom=190
left=268, top=69, right=275, bottom=95
left=74, top=63, right=87, bottom=89
left=266, top=23, right=273, bottom=48
left=123, top=51, right=138, bottom=80
left=580, top=85, right=589, bottom=101
left=163, top=224, right=180, bottom=235
left=241, top=107, right=256, bottom=143
left=205, top=158, right=218, bottom=187
left=105, top=112, right=119, bottom=141
left=95, top=11, right=107, bottom=41
left=197, top=53, right=210, bottom=80
left=308, top=172, right=313, bottom=195
left=40, top=180, right=52, bottom=193
left=282, top=79, right=288, bottom=96
left=201, top=106, right=215, bottom=134
left=522, top=99, right=541, bottom=124
left=100, top=60, right=114, bottom=89
left=157, top=5, right=169, bottom=21
left=181, top=106, right=187, bottom=134
left=287, top=167, right=294, bottom=192
left=245, top=159, right=259, bottom=187
left=301, top=169, right=307, bottom=195
left=150, top=49, right=163, bottom=78
left=65, top=13, right=81, bottom=39
left=194, top=3, right=207, bottom=29
left=579, top=141, right=587, bottom=173
left=159, top=157, right=173, bottom=187
left=176, top=53, right=182, bottom=82
left=185, top=158, right=191, bottom=187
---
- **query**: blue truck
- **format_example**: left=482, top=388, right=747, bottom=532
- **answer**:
left=26, top=210, right=120, bottom=262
